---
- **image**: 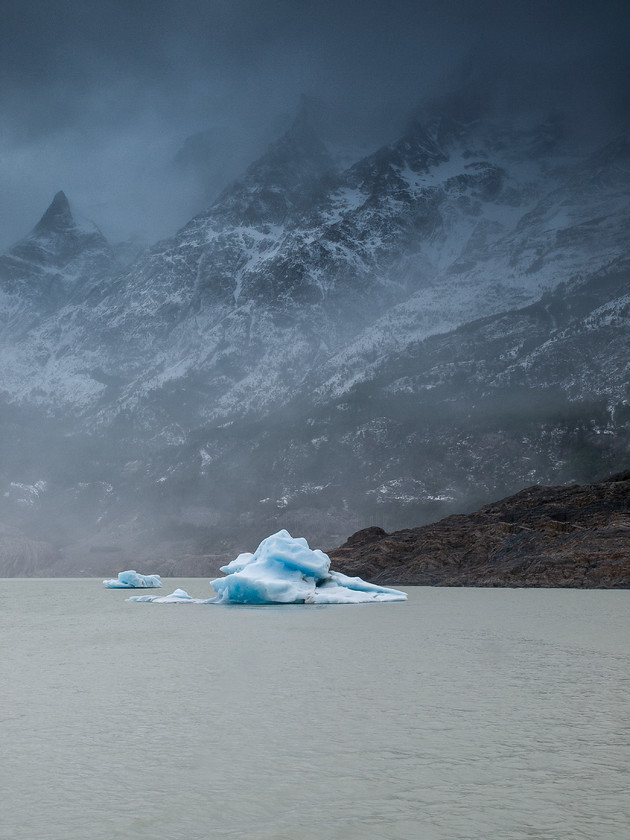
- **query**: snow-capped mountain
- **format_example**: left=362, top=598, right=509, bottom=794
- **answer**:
left=0, top=96, right=628, bottom=573
left=0, top=190, right=114, bottom=326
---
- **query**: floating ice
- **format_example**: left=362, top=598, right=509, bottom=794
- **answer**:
left=103, top=570, right=162, bottom=588
left=128, top=588, right=199, bottom=603
left=128, top=530, right=406, bottom=605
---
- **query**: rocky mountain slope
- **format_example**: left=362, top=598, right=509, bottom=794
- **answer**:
left=0, top=93, right=628, bottom=572
left=328, top=471, right=630, bottom=587
left=4, top=103, right=628, bottom=420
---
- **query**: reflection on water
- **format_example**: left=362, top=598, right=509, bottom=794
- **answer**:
left=1, top=580, right=629, bottom=840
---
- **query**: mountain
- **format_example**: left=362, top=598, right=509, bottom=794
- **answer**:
left=328, top=471, right=630, bottom=587
left=0, top=96, right=628, bottom=574
left=0, top=190, right=114, bottom=319
left=0, top=192, right=117, bottom=407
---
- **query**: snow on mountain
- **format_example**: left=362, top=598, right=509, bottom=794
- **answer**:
left=312, top=125, right=630, bottom=401
left=0, top=191, right=114, bottom=316
left=0, top=192, right=118, bottom=406
left=12, top=111, right=623, bottom=418
left=0, top=97, right=629, bottom=569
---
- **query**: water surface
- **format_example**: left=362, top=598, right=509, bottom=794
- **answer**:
left=1, top=580, right=628, bottom=839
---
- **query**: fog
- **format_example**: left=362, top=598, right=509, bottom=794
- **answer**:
left=2, top=0, right=628, bottom=249
left=1, top=1, right=629, bottom=575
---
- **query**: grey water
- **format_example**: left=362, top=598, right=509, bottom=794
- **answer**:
left=1, top=581, right=629, bottom=840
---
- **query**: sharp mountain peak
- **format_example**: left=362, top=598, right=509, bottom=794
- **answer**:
left=34, top=190, right=74, bottom=234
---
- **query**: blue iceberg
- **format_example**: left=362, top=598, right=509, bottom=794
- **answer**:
left=103, top=570, right=162, bottom=589
left=128, top=530, right=406, bottom=605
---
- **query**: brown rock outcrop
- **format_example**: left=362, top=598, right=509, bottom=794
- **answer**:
left=328, top=471, right=630, bottom=587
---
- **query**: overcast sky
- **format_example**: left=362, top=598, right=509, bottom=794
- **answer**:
left=1, top=0, right=628, bottom=249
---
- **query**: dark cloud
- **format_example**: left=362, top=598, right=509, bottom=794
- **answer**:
left=1, top=0, right=628, bottom=248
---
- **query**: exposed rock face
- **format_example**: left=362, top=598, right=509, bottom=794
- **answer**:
left=329, top=472, right=630, bottom=587
left=0, top=190, right=114, bottom=312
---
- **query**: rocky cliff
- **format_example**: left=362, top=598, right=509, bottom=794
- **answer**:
left=329, top=472, right=630, bottom=587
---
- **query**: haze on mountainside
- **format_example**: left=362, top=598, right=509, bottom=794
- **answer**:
left=0, top=0, right=629, bottom=576
left=1, top=0, right=628, bottom=249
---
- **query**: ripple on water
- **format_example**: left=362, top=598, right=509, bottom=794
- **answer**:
left=1, top=581, right=628, bottom=840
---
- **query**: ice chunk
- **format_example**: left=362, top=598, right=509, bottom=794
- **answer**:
left=103, top=570, right=162, bottom=588
left=219, top=551, right=255, bottom=574
left=218, top=530, right=330, bottom=579
left=127, top=530, right=407, bottom=605
left=309, top=571, right=411, bottom=604
left=128, top=588, right=206, bottom=603
left=211, top=529, right=332, bottom=604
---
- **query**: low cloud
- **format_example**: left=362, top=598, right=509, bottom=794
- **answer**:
left=1, top=0, right=628, bottom=249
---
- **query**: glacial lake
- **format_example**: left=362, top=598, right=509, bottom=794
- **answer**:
left=1, top=580, right=629, bottom=840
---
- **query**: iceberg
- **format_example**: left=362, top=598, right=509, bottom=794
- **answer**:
left=128, top=530, right=407, bottom=605
left=103, top=570, right=162, bottom=589
left=128, top=588, right=197, bottom=602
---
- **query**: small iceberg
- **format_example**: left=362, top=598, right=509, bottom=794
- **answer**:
left=128, top=530, right=406, bottom=605
left=103, top=570, right=162, bottom=589
left=129, top=588, right=195, bottom=602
